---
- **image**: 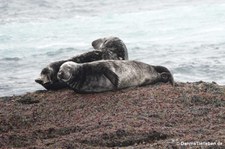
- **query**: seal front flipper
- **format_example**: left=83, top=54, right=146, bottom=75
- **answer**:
left=101, top=67, right=119, bottom=89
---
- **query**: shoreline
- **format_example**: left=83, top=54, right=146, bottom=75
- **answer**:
left=0, top=81, right=225, bottom=148
left=1, top=81, right=225, bottom=99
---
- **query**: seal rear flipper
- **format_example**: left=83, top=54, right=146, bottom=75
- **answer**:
left=101, top=67, right=119, bottom=89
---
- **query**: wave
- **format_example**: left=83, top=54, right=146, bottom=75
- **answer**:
left=46, top=47, right=77, bottom=56
left=31, top=47, right=79, bottom=58
left=0, top=57, right=21, bottom=61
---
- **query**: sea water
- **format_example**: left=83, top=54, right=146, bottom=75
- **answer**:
left=0, top=0, right=225, bottom=97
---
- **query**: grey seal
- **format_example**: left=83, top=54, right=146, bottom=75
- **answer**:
left=35, top=37, right=128, bottom=90
left=57, top=60, right=174, bottom=93
left=92, top=36, right=128, bottom=60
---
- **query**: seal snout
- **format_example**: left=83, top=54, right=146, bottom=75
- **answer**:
left=35, top=77, right=52, bottom=85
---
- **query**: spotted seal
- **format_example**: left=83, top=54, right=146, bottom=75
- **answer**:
left=57, top=60, right=174, bottom=93
left=35, top=37, right=128, bottom=90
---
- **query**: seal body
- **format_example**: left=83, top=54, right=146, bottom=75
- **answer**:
left=92, top=36, right=128, bottom=60
left=57, top=60, right=174, bottom=93
left=35, top=37, right=129, bottom=90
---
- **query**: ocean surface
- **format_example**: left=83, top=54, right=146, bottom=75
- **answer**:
left=0, top=0, right=225, bottom=97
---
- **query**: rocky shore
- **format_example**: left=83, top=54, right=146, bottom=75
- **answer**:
left=0, top=82, right=225, bottom=148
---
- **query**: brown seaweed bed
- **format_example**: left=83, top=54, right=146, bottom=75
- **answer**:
left=0, top=81, right=225, bottom=149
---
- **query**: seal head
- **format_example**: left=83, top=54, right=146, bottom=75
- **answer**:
left=92, top=37, right=128, bottom=60
left=57, top=61, right=79, bottom=82
left=154, top=66, right=174, bottom=86
left=35, top=67, right=54, bottom=85
left=35, top=60, right=68, bottom=90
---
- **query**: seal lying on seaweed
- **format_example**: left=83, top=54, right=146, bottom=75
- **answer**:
left=57, top=60, right=174, bottom=93
left=35, top=37, right=128, bottom=90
